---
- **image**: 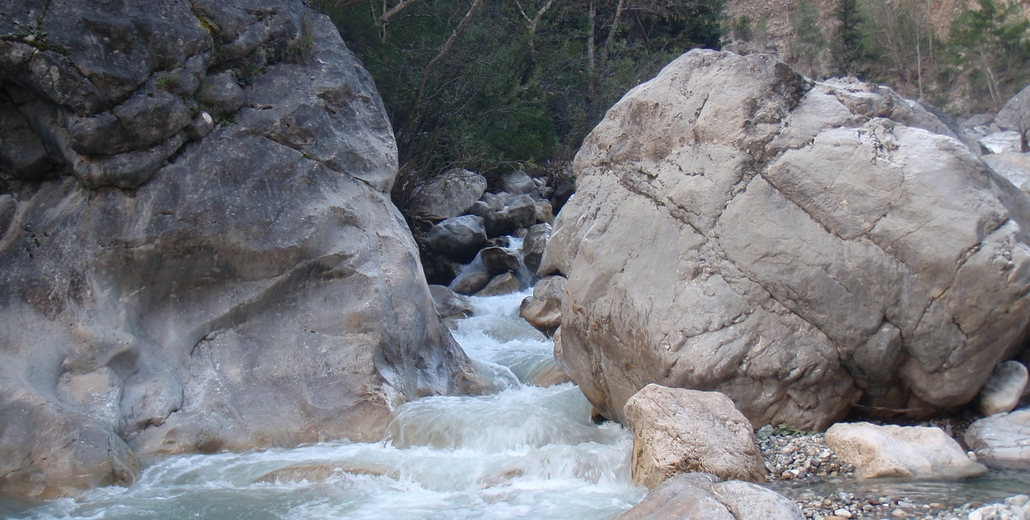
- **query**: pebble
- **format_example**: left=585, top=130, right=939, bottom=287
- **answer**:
left=755, top=414, right=1027, bottom=520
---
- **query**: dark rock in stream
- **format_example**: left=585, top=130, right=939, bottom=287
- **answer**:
left=0, top=0, right=478, bottom=498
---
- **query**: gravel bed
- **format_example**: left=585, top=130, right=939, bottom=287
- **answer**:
left=754, top=413, right=1022, bottom=520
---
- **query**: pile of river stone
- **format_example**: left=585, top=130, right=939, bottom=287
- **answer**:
left=408, top=167, right=572, bottom=295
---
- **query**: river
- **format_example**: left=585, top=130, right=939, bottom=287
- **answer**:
left=0, top=290, right=646, bottom=520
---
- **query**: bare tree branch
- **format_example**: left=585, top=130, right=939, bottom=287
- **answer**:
left=379, top=0, right=422, bottom=24
left=397, top=0, right=485, bottom=139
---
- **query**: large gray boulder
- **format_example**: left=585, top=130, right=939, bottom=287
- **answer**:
left=0, top=0, right=478, bottom=498
left=540, top=50, right=1030, bottom=430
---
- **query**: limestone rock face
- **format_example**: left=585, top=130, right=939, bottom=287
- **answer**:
left=623, top=384, right=767, bottom=488
left=540, top=49, right=1030, bottom=430
left=825, top=422, right=986, bottom=479
left=966, top=408, right=1030, bottom=470
left=979, top=361, right=1030, bottom=416
left=0, top=0, right=477, bottom=498
left=617, top=473, right=804, bottom=520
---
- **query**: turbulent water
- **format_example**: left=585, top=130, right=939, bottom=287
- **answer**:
left=1, top=291, right=646, bottom=520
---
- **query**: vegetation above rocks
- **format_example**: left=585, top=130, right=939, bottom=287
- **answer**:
left=310, top=0, right=724, bottom=208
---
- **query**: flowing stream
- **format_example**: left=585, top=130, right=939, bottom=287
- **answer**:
left=1, top=291, right=646, bottom=520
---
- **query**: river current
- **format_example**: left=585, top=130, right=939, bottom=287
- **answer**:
left=1, top=291, right=646, bottom=520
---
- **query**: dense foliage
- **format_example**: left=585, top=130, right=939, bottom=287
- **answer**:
left=312, top=0, right=724, bottom=205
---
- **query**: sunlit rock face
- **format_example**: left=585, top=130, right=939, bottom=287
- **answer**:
left=540, top=49, right=1030, bottom=431
left=0, top=0, right=478, bottom=498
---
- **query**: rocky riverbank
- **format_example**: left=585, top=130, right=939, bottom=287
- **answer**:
left=756, top=416, right=1030, bottom=520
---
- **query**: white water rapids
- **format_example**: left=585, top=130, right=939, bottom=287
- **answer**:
left=4, top=291, right=646, bottom=520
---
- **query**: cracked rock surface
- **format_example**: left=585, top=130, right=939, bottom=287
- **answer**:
left=0, top=0, right=478, bottom=498
left=539, top=49, right=1030, bottom=431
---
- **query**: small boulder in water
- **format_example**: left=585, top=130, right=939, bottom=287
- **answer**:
left=451, top=271, right=491, bottom=296
left=519, top=275, right=565, bottom=335
left=825, top=422, right=987, bottom=479
left=476, top=273, right=520, bottom=297
left=429, top=285, right=474, bottom=326
left=522, top=223, right=552, bottom=274
left=623, top=384, right=767, bottom=488
left=480, top=247, right=521, bottom=276
left=483, top=194, right=537, bottom=237
left=426, top=215, right=488, bottom=262
left=617, top=472, right=804, bottom=520
left=979, top=360, right=1029, bottom=416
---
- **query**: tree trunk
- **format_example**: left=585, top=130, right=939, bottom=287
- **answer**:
left=603, top=0, right=625, bottom=61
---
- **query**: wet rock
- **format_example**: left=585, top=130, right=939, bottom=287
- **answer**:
left=825, top=422, right=986, bottom=479
left=540, top=49, right=1030, bottom=430
left=522, top=223, right=551, bottom=274
left=618, top=472, right=804, bottom=520
left=966, top=408, right=1030, bottom=469
left=198, top=71, right=246, bottom=117
left=429, top=285, right=474, bottom=325
left=451, top=271, right=492, bottom=296
left=480, top=246, right=521, bottom=276
left=623, top=384, right=767, bottom=488
left=426, top=215, right=488, bottom=262
left=483, top=194, right=537, bottom=237
left=409, top=168, right=488, bottom=220
left=525, top=359, right=572, bottom=387
left=979, top=361, right=1029, bottom=416
left=475, top=272, right=520, bottom=297
left=519, top=275, right=565, bottom=335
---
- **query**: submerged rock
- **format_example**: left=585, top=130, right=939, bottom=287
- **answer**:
left=0, top=0, right=477, bottom=498
left=540, top=49, right=1030, bottom=430
left=623, top=384, right=767, bottom=488
left=824, top=422, right=986, bottom=479
left=618, top=472, right=804, bottom=520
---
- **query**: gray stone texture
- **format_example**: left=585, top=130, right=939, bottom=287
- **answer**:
left=540, top=50, right=1030, bottom=431
left=979, top=361, right=1030, bottom=416
left=426, top=215, right=488, bottom=261
left=0, top=0, right=477, bottom=498
left=617, top=473, right=804, bottom=520
left=623, top=384, right=767, bottom=488
left=966, top=408, right=1030, bottom=470
left=408, top=168, right=488, bottom=220
left=825, top=422, right=986, bottom=479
